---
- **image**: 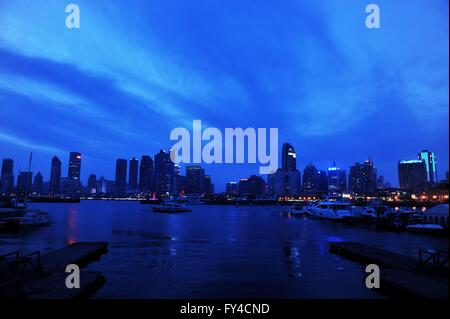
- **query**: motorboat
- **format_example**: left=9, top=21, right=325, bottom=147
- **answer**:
left=152, top=201, right=192, bottom=213
left=3, top=210, right=50, bottom=229
left=309, top=201, right=354, bottom=220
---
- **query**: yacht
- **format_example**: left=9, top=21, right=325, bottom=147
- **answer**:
left=152, top=201, right=192, bottom=213
left=309, top=201, right=354, bottom=220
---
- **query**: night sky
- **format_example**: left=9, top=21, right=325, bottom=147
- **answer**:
left=0, top=0, right=448, bottom=191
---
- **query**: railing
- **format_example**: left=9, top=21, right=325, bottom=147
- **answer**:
left=419, top=249, right=449, bottom=268
left=0, top=250, right=43, bottom=286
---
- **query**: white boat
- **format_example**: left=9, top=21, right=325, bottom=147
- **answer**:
left=3, top=210, right=50, bottom=228
left=309, top=201, right=354, bottom=220
left=152, top=201, right=192, bottom=213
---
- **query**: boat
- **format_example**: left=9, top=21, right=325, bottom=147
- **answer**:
left=152, top=201, right=192, bottom=213
left=289, top=203, right=309, bottom=216
left=2, top=210, right=50, bottom=229
left=309, top=201, right=354, bottom=221
left=406, top=223, right=445, bottom=235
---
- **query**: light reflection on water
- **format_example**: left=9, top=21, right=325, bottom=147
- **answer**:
left=0, top=201, right=447, bottom=299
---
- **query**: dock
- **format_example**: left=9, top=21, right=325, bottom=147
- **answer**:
left=329, top=242, right=448, bottom=299
left=0, top=242, right=108, bottom=299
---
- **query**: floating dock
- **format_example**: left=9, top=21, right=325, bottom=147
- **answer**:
left=0, top=242, right=108, bottom=299
left=329, top=242, right=448, bottom=299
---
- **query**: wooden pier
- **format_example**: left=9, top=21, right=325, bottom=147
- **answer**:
left=0, top=242, right=108, bottom=299
left=329, top=242, right=448, bottom=299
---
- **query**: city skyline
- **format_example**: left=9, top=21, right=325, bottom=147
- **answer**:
left=0, top=0, right=448, bottom=192
left=0, top=143, right=445, bottom=195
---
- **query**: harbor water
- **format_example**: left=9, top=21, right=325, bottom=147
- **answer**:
left=0, top=201, right=447, bottom=298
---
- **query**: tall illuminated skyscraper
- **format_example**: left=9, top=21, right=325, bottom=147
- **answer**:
left=68, top=152, right=81, bottom=180
left=418, top=150, right=437, bottom=183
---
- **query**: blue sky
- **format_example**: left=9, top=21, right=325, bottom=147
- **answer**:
left=0, top=0, right=448, bottom=191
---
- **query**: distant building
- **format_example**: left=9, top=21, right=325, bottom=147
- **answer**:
left=33, top=172, right=44, bottom=194
left=398, top=160, right=427, bottom=193
left=418, top=150, right=437, bottom=184
left=87, top=174, right=97, bottom=194
left=17, top=172, right=33, bottom=195
left=61, top=177, right=80, bottom=196
left=96, top=176, right=115, bottom=194
left=154, top=150, right=174, bottom=195
left=226, top=182, right=238, bottom=195
left=303, top=164, right=318, bottom=195
left=68, top=152, right=82, bottom=194
left=185, top=165, right=204, bottom=195
left=268, top=143, right=301, bottom=196
left=128, top=157, right=139, bottom=192
left=327, top=162, right=346, bottom=193
left=315, top=170, right=328, bottom=194
left=348, top=159, right=377, bottom=195
left=139, top=155, right=153, bottom=193
left=0, top=158, right=14, bottom=195
left=239, top=175, right=266, bottom=197
left=203, top=175, right=214, bottom=195
left=115, top=159, right=127, bottom=195
left=49, top=156, right=62, bottom=195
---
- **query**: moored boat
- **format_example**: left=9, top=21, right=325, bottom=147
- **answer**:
left=152, top=201, right=192, bottom=213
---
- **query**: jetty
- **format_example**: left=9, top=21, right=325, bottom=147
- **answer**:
left=329, top=242, right=448, bottom=299
left=0, top=242, right=108, bottom=299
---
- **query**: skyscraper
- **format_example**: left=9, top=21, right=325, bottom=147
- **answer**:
left=68, top=152, right=82, bottom=194
left=33, top=172, right=44, bottom=194
left=327, top=162, right=347, bottom=193
left=203, top=175, right=214, bottom=195
left=398, top=160, right=427, bottom=193
left=115, top=159, right=127, bottom=195
left=303, top=164, right=318, bottom=195
left=87, top=174, right=97, bottom=193
left=418, top=150, right=437, bottom=183
left=348, top=159, right=377, bottom=195
left=17, top=172, right=33, bottom=195
left=282, top=143, right=297, bottom=171
left=128, top=157, right=139, bottom=192
left=268, top=142, right=301, bottom=196
left=139, top=155, right=153, bottom=193
left=68, top=152, right=81, bottom=180
left=185, top=165, right=204, bottom=195
left=49, top=156, right=62, bottom=195
left=0, top=158, right=14, bottom=195
left=154, top=150, right=174, bottom=195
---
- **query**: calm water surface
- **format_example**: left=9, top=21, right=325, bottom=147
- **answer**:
left=0, top=201, right=447, bottom=298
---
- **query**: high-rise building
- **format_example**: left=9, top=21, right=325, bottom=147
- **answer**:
left=17, top=172, right=33, bottom=195
left=315, top=170, right=328, bottom=194
left=203, top=175, right=214, bottom=195
left=303, top=164, right=318, bottom=195
left=239, top=175, right=266, bottom=197
left=154, top=150, right=174, bottom=195
left=226, top=182, right=238, bottom=195
left=282, top=143, right=297, bottom=171
left=268, top=142, right=301, bottom=196
left=128, top=157, right=139, bottom=192
left=68, top=152, right=82, bottom=194
left=398, top=160, right=427, bottom=193
left=87, top=174, right=97, bottom=193
left=115, top=159, right=127, bottom=195
left=68, top=152, right=81, bottom=180
left=49, top=156, right=62, bottom=195
left=0, top=158, right=14, bottom=195
left=185, top=165, right=204, bottom=195
left=33, top=172, right=44, bottom=194
left=139, top=155, right=153, bottom=193
left=348, top=159, right=377, bottom=195
left=327, top=162, right=346, bottom=193
left=418, top=150, right=437, bottom=183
